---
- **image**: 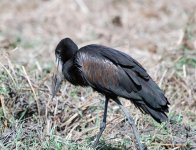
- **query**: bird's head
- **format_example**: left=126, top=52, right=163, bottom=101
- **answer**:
left=55, top=37, right=78, bottom=65
left=52, top=38, right=78, bottom=98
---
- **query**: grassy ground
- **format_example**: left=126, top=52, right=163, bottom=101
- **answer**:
left=0, top=0, right=196, bottom=149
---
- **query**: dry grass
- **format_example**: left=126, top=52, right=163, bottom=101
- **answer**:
left=0, top=0, right=196, bottom=149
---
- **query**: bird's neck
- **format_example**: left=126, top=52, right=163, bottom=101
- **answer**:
left=62, top=58, right=88, bottom=86
left=61, top=49, right=77, bottom=64
left=62, top=59, right=75, bottom=84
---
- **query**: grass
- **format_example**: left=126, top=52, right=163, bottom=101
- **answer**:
left=0, top=1, right=196, bottom=149
left=0, top=30, right=44, bottom=49
left=0, top=47, right=196, bottom=150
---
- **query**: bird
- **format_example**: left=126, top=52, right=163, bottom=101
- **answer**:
left=52, top=37, right=170, bottom=150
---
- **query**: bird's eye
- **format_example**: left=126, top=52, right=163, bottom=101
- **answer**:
left=56, top=49, right=60, bottom=55
left=56, top=49, right=62, bottom=58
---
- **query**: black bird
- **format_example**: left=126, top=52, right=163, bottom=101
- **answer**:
left=52, top=38, right=169, bottom=150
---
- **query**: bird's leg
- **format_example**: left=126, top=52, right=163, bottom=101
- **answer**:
left=93, top=96, right=109, bottom=148
left=114, top=98, right=144, bottom=150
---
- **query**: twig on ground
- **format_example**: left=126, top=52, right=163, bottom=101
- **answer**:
left=0, top=62, right=17, bottom=86
left=65, top=123, right=80, bottom=140
left=158, top=69, right=168, bottom=88
left=22, top=66, right=40, bottom=115
left=0, top=95, right=7, bottom=119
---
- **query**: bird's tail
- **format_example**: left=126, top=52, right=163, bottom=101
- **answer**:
left=133, top=78, right=170, bottom=123
left=135, top=102, right=168, bottom=123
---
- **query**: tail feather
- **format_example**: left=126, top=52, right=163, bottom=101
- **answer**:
left=131, top=78, right=169, bottom=123
left=109, top=71, right=169, bottom=123
left=137, top=103, right=168, bottom=123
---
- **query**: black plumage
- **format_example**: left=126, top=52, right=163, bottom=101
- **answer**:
left=53, top=38, right=170, bottom=150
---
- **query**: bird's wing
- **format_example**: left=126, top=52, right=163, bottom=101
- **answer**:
left=75, top=47, right=142, bottom=100
left=77, top=45, right=150, bottom=86
left=75, top=45, right=169, bottom=123
left=97, top=45, right=150, bottom=81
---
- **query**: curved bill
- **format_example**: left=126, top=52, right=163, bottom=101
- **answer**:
left=51, top=57, right=63, bottom=98
left=51, top=72, right=63, bottom=98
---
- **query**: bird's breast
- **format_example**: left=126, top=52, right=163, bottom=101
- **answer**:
left=62, top=60, right=88, bottom=86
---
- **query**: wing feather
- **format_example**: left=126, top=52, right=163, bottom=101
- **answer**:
left=75, top=51, right=142, bottom=100
left=75, top=45, right=169, bottom=121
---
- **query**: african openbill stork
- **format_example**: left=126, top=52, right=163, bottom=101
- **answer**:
left=52, top=38, right=169, bottom=150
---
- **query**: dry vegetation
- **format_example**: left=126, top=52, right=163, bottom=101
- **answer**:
left=0, top=0, right=196, bottom=149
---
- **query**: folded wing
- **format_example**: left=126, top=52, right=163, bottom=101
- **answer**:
left=75, top=45, right=169, bottom=123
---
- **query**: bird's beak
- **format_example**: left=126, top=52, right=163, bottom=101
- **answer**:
left=51, top=56, right=63, bottom=98
left=51, top=71, right=63, bottom=98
